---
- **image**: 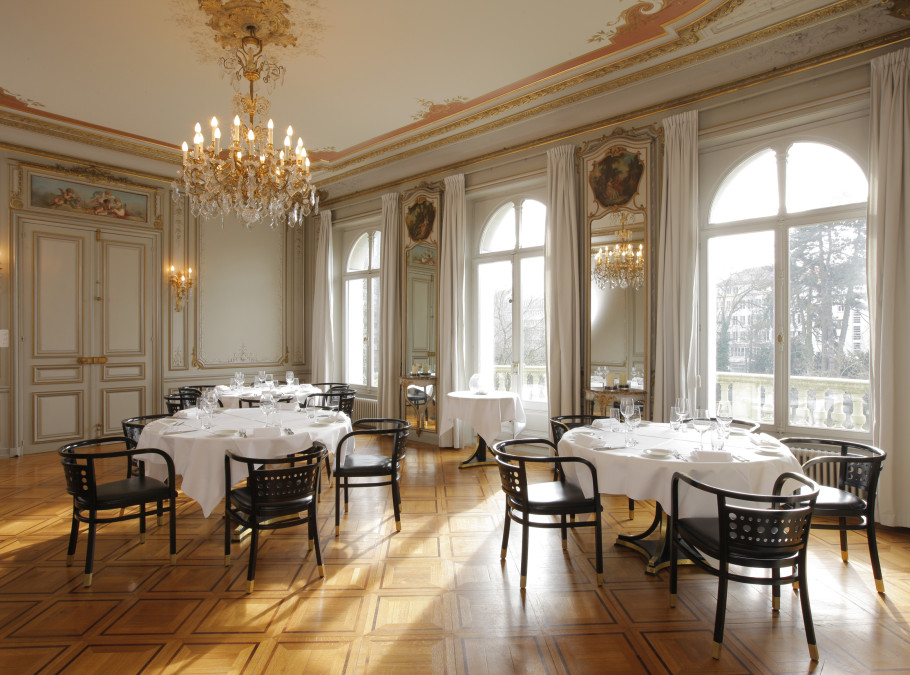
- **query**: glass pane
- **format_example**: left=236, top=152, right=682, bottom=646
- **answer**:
left=788, top=219, right=869, bottom=431
left=370, top=230, right=382, bottom=270
left=477, top=260, right=512, bottom=391
left=345, top=278, right=368, bottom=384
left=786, top=142, right=868, bottom=213
left=370, top=276, right=381, bottom=387
left=519, top=256, right=547, bottom=402
left=709, top=149, right=778, bottom=223
left=519, top=199, right=546, bottom=249
left=707, top=231, right=775, bottom=423
left=479, top=203, right=516, bottom=253
left=347, top=233, right=370, bottom=272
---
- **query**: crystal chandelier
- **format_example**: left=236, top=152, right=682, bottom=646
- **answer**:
left=592, top=227, right=645, bottom=290
left=175, top=25, right=317, bottom=229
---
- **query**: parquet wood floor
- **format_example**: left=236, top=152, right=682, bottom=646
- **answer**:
left=1, top=442, right=909, bottom=674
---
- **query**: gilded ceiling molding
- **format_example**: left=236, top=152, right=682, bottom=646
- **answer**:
left=0, top=110, right=180, bottom=166
left=589, top=0, right=670, bottom=44
left=886, top=0, right=910, bottom=20
left=322, top=26, right=910, bottom=207
left=325, top=0, right=874, bottom=176
left=412, top=97, right=470, bottom=122
left=199, top=0, right=297, bottom=48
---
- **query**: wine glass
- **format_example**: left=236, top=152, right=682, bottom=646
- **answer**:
left=620, top=398, right=636, bottom=446
left=626, top=408, right=641, bottom=446
left=257, top=370, right=266, bottom=386
left=674, top=397, right=689, bottom=426
left=691, top=409, right=713, bottom=450
left=259, top=390, right=276, bottom=426
left=197, top=395, right=215, bottom=430
left=264, top=373, right=274, bottom=389
left=716, top=401, right=733, bottom=437
left=234, top=371, right=244, bottom=389
left=285, top=370, right=294, bottom=386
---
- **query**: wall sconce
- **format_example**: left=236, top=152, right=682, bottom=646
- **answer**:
left=168, top=265, right=194, bottom=312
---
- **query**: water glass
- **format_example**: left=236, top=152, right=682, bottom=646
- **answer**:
left=710, top=427, right=726, bottom=452
left=609, top=408, right=622, bottom=430
left=197, top=395, right=214, bottom=429
left=285, top=370, right=294, bottom=386
left=257, top=370, right=266, bottom=386
left=265, top=373, right=274, bottom=389
left=691, top=409, right=712, bottom=450
left=669, top=406, right=681, bottom=431
left=716, top=401, right=733, bottom=437
left=626, top=408, right=641, bottom=446
left=259, top=391, right=276, bottom=426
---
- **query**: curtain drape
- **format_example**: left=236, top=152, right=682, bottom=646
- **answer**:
left=311, top=209, right=335, bottom=383
left=545, top=145, right=582, bottom=416
left=438, top=175, right=467, bottom=447
left=868, top=47, right=910, bottom=528
left=653, top=110, right=699, bottom=421
left=378, top=192, right=402, bottom=418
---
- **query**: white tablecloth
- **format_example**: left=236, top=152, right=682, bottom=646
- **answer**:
left=446, top=390, right=526, bottom=444
left=559, top=423, right=803, bottom=517
left=137, top=408, right=352, bottom=517
left=214, top=383, right=320, bottom=408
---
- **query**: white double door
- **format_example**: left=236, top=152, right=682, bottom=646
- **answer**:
left=16, top=216, right=159, bottom=454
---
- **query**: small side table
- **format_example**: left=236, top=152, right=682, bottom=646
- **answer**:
left=400, top=375, right=436, bottom=435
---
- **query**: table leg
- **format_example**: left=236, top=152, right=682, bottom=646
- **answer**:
left=614, top=504, right=700, bottom=574
left=459, top=435, right=496, bottom=469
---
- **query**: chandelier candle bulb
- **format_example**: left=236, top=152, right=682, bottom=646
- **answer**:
left=267, top=119, right=274, bottom=146
left=214, top=127, right=221, bottom=154
left=181, top=142, right=188, bottom=162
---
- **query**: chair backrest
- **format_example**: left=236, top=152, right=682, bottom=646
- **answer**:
left=335, top=389, right=355, bottom=416
left=164, top=393, right=187, bottom=414
left=779, top=437, right=886, bottom=494
left=178, top=387, right=202, bottom=408
left=339, top=419, right=410, bottom=466
left=59, top=437, right=134, bottom=505
left=305, top=392, right=340, bottom=410
left=672, top=471, right=819, bottom=559
left=489, top=443, right=530, bottom=507
left=227, top=443, right=327, bottom=507
left=313, top=382, right=349, bottom=393
left=549, top=415, right=605, bottom=444
left=122, top=414, right=170, bottom=448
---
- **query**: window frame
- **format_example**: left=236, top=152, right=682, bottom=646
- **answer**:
left=339, top=225, right=382, bottom=393
left=699, top=135, right=871, bottom=439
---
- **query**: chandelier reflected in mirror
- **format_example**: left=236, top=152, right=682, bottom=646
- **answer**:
left=175, top=24, right=317, bottom=229
left=592, top=225, right=645, bottom=290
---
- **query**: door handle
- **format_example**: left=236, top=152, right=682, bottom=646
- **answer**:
left=95, top=356, right=108, bottom=364
left=77, top=357, right=92, bottom=365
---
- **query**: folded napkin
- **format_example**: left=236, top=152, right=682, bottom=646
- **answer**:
left=749, top=432, right=783, bottom=448
left=592, top=418, right=620, bottom=431
left=215, top=385, right=231, bottom=392
left=251, top=427, right=280, bottom=438
left=571, top=431, right=604, bottom=449
left=174, top=408, right=199, bottom=419
left=690, top=449, right=732, bottom=462
left=277, top=401, right=298, bottom=411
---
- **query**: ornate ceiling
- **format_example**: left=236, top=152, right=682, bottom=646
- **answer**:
left=0, top=0, right=907, bottom=198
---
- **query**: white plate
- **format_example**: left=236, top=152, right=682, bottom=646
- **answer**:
left=210, top=429, right=237, bottom=437
left=642, top=447, right=674, bottom=459
left=755, top=447, right=786, bottom=456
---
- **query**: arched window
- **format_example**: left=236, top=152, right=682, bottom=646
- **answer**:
left=474, top=197, right=547, bottom=404
left=343, top=230, right=381, bottom=387
left=703, top=140, right=869, bottom=435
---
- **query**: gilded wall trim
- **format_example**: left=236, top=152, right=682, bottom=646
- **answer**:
left=322, top=25, right=910, bottom=206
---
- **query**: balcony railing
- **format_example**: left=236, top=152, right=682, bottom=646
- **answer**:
left=492, top=365, right=548, bottom=401
left=715, top=372, right=870, bottom=432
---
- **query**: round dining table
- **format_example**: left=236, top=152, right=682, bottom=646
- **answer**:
left=137, top=407, right=353, bottom=517
left=214, top=383, right=320, bottom=409
left=558, top=421, right=803, bottom=572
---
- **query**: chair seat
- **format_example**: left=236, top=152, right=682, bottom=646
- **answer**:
left=813, top=485, right=866, bottom=516
left=338, top=454, right=394, bottom=476
left=229, top=487, right=314, bottom=517
left=510, top=480, right=593, bottom=513
left=76, top=476, right=171, bottom=508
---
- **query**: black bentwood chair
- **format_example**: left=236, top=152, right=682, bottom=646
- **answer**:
left=669, top=471, right=820, bottom=661
left=333, top=419, right=409, bottom=536
left=59, top=437, right=177, bottom=587
left=224, top=443, right=327, bottom=593
left=549, top=414, right=637, bottom=519
left=122, top=414, right=171, bottom=517
left=490, top=438, right=604, bottom=590
left=780, top=437, right=887, bottom=593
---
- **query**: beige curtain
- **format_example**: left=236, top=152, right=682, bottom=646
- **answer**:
left=868, top=47, right=910, bottom=528
left=378, top=193, right=402, bottom=418
left=311, top=209, right=335, bottom=382
left=438, top=175, right=467, bottom=447
left=653, top=111, right=699, bottom=421
left=545, top=145, right=582, bottom=416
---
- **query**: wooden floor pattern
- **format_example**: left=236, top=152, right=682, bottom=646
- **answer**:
left=0, top=442, right=909, bottom=674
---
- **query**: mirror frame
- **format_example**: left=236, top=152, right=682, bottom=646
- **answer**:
left=580, top=127, right=660, bottom=417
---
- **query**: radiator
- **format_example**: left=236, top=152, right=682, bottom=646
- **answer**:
left=353, top=397, right=379, bottom=420
left=789, top=445, right=842, bottom=488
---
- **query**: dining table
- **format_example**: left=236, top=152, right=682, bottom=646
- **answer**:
left=558, top=421, right=803, bottom=573
left=446, top=390, right=527, bottom=468
left=214, top=383, right=321, bottom=409
left=136, top=407, right=353, bottom=517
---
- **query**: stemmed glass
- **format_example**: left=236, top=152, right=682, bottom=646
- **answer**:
left=716, top=401, right=733, bottom=437
left=691, top=409, right=713, bottom=450
left=674, top=397, right=689, bottom=429
left=259, top=390, right=276, bottom=427
left=626, top=407, right=641, bottom=445
left=264, top=373, right=274, bottom=389
left=197, top=394, right=215, bottom=430
left=620, top=398, right=637, bottom=446
left=285, top=370, right=295, bottom=386
left=256, top=370, right=266, bottom=387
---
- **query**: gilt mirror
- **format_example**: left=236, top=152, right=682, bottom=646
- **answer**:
left=581, top=128, right=658, bottom=416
